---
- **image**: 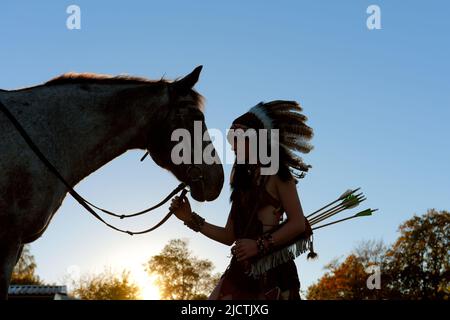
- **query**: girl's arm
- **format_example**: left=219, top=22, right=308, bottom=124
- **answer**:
left=170, top=195, right=236, bottom=246
left=270, top=175, right=306, bottom=246
left=199, top=213, right=235, bottom=246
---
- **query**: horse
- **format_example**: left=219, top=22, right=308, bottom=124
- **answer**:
left=0, top=66, right=224, bottom=299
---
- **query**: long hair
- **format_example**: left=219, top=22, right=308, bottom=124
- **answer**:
left=229, top=163, right=266, bottom=239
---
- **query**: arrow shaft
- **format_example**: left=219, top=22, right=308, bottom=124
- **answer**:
left=306, top=188, right=360, bottom=219
left=308, top=201, right=344, bottom=222
left=312, top=215, right=357, bottom=230
left=310, top=205, right=348, bottom=225
left=309, top=194, right=365, bottom=225
left=306, top=198, right=342, bottom=219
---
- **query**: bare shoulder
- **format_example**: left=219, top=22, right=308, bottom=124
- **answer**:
left=265, top=174, right=296, bottom=199
left=264, top=174, right=278, bottom=191
left=273, top=174, right=296, bottom=190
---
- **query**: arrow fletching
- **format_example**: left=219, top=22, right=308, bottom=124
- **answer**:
left=339, top=189, right=354, bottom=200
left=355, top=208, right=377, bottom=217
left=342, top=193, right=365, bottom=209
left=339, top=187, right=360, bottom=200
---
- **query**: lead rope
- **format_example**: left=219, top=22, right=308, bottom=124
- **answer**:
left=83, top=183, right=186, bottom=219
left=0, top=99, right=187, bottom=235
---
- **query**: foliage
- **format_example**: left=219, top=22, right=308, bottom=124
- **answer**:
left=307, top=240, right=386, bottom=300
left=307, top=209, right=449, bottom=300
left=70, top=268, right=140, bottom=300
left=383, top=209, right=449, bottom=299
left=11, top=245, right=42, bottom=285
left=145, top=239, right=220, bottom=300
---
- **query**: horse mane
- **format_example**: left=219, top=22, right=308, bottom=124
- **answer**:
left=2, top=72, right=204, bottom=111
left=45, top=72, right=205, bottom=110
left=45, top=72, right=167, bottom=86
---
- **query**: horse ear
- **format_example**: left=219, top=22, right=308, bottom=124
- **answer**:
left=173, top=65, right=203, bottom=93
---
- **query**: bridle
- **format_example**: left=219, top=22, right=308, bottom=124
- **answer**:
left=0, top=97, right=204, bottom=235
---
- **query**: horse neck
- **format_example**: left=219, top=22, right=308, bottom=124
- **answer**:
left=27, top=83, right=168, bottom=186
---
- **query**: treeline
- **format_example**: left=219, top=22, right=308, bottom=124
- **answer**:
left=12, top=209, right=449, bottom=300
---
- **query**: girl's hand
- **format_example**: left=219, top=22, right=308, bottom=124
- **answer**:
left=232, top=239, right=258, bottom=261
left=169, top=195, right=192, bottom=222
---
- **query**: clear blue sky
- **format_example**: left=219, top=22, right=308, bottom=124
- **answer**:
left=1, top=1, right=449, bottom=296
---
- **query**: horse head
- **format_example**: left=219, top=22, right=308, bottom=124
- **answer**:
left=145, top=66, right=224, bottom=202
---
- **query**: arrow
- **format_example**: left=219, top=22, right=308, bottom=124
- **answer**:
left=312, top=208, right=378, bottom=230
left=306, top=187, right=360, bottom=219
left=309, top=193, right=365, bottom=225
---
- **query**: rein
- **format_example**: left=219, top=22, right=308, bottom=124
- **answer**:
left=0, top=99, right=189, bottom=235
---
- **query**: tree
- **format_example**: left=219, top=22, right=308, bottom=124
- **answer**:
left=307, top=240, right=386, bottom=300
left=11, top=245, right=42, bottom=285
left=70, top=268, right=140, bottom=300
left=145, top=239, right=221, bottom=300
left=383, top=209, right=449, bottom=299
left=307, top=209, right=450, bottom=300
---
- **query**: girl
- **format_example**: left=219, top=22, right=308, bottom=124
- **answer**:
left=170, top=100, right=314, bottom=300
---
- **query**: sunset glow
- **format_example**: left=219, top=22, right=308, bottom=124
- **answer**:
left=133, top=268, right=160, bottom=300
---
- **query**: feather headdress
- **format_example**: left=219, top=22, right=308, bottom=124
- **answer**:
left=232, top=100, right=314, bottom=179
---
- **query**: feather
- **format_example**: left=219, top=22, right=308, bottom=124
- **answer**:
left=281, top=138, right=314, bottom=154
left=249, top=103, right=273, bottom=129
left=264, top=100, right=303, bottom=111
